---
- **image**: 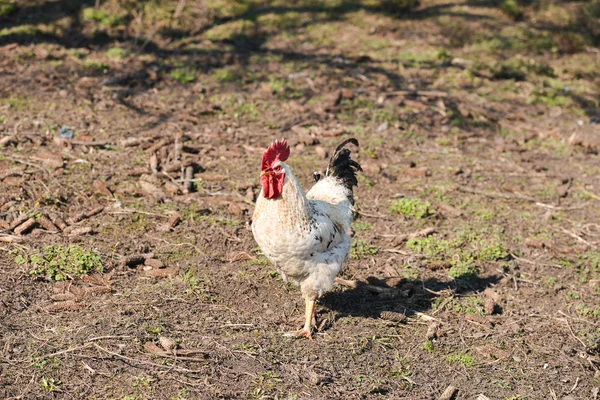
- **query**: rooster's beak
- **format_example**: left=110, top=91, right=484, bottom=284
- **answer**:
left=261, top=171, right=270, bottom=176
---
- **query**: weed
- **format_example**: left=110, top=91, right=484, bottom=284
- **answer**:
left=567, top=291, right=580, bottom=300
left=353, top=221, right=373, bottom=231
left=406, top=237, right=450, bottom=258
left=183, top=267, right=204, bottom=291
left=575, top=303, right=600, bottom=319
left=451, top=296, right=484, bottom=314
left=250, top=372, right=282, bottom=399
left=84, top=60, right=109, bottom=74
left=212, top=68, right=240, bottom=83
left=25, top=245, right=103, bottom=281
left=526, top=82, right=569, bottom=107
left=543, top=276, right=557, bottom=287
left=106, top=47, right=125, bottom=59
left=171, top=388, right=190, bottom=400
left=357, top=174, right=374, bottom=188
left=40, top=377, right=61, bottom=392
left=0, top=0, right=15, bottom=17
left=448, top=261, right=478, bottom=280
left=389, top=198, right=433, bottom=219
left=247, top=255, right=271, bottom=266
left=422, top=341, right=434, bottom=353
left=82, top=8, right=124, bottom=27
left=170, top=68, right=195, bottom=84
left=500, top=0, right=524, bottom=20
left=479, top=243, right=509, bottom=262
left=145, top=325, right=161, bottom=335
left=350, top=239, right=378, bottom=259
left=446, top=352, right=474, bottom=367
left=581, top=251, right=600, bottom=273
left=268, top=76, right=286, bottom=92
left=1, top=95, right=31, bottom=111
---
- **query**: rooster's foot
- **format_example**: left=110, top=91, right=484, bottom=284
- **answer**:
left=284, top=328, right=313, bottom=340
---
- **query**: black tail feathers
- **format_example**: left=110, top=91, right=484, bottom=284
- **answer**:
left=325, top=138, right=362, bottom=203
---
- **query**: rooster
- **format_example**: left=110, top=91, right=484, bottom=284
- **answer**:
left=252, top=138, right=362, bottom=339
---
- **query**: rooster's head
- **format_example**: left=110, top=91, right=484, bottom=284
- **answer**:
left=260, top=139, right=290, bottom=199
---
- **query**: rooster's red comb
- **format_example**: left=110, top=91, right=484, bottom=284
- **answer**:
left=261, top=139, right=290, bottom=171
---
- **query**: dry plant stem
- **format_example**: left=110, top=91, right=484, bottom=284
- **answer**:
left=93, top=344, right=203, bottom=373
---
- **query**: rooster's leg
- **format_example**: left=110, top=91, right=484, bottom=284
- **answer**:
left=284, top=296, right=315, bottom=339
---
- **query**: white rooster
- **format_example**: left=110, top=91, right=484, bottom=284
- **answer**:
left=251, top=138, right=362, bottom=339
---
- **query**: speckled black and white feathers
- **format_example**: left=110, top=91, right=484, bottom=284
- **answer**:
left=324, top=138, right=362, bottom=204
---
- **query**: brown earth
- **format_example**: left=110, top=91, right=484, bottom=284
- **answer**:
left=1, top=0, right=600, bottom=399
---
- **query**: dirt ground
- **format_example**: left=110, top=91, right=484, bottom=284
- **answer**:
left=0, top=0, right=599, bottom=399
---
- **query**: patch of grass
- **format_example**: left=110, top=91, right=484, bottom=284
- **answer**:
left=182, top=267, right=204, bottom=292
left=543, top=276, right=557, bottom=287
left=448, top=261, right=478, bottom=280
left=406, top=236, right=453, bottom=259
left=250, top=372, right=282, bottom=399
left=500, top=0, right=524, bottom=20
left=389, top=198, right=433, bottom=219
left=170, top=67, right=196, bottom=84
left=83, top=60, right=109, bottom=74
left=493, top=57, right=555, bottom=81
left=353, top=221, right=373, bottom=231
left=407, top=229, right=505, bottom=280
left=82, top=7, right=124, bottom=27
left=581, top=251, right=600, bottom=273
left=40, top=377, right=61, bottom=392
left=357, top=174, right=374, bottom=188
left=350, top=239, right=378, bottom=259
left=106, top=47, right=125, bottom=59
left=145, top=324, right=162, bottom=335
left=0, top=0, right=16, bottom=17
left=247, top=255, right=271, bottom=266
left=567, top=290, right=580, bottom=300
left=0, top=25, right=41, bottom=38
left=212, top=67, right=241, bottom=83
left=575, top=303, right=600, bottom=319
left=268, top=76, right=286, bottom=92
left=446, top=352, right=475, bottom=367
left=0, top=95, right=31, bottom=111
left=479, top=243, right=509, bottom=262
left=23, top=245, right=103, bottom=281
left=452, top=296, right=484, bottom=314
left=422, top=341, right=434, bottom=353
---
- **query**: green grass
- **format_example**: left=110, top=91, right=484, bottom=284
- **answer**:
left=19, top=245, right=103, bottom=281
left=170, top=67, right=196, bottom=84
left=479, top=243, right=509, bottom=262
left=422, top=341, right=434, bottom=353
left=83, top=60, right=109, bottom=73
left=406, top=228, right=507, bottom=280
left=106, top=47, right=125, bottom=59
left=446, top=352, right=475, bottom=368
left=247, top=255, right=271, bottom=266
left=350, top=239, right=378, bottom=259
left=0, top=0, right=16, bottom=17
left=40, top=377, right=61, bottom=392
left=353, top=221, right=374, bottom=231
left=82, top=7, right=124, bottom=27
left=581, top=251, right=600, bottom=273
left=389, top=198, right=433, bottom=219
left=211, top=67, right=241, bottom=83
left=500, top=0, right=524, bottom=20
left=448, top=261, right=478, bottom=280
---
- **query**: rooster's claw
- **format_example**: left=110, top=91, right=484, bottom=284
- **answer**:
left=284, top=328, right=313, bottom=340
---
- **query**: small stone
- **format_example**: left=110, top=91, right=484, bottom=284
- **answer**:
left=315, top=146, right=327, bottom=159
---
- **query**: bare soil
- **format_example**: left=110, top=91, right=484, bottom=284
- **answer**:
left=1, top=0, right=599, bottom=399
